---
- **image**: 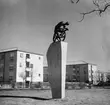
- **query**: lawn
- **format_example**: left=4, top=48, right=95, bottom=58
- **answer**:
left=0, top=88, right=110, bottom=105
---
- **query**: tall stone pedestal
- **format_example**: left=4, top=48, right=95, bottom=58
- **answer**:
left=46, top=41, right=67, bottom=99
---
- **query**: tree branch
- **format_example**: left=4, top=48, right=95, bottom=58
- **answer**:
left=70, top=0, right=79, bottom=4
left=76, top=0, right=110, bottom=21
left=79, top=9, right=99, bottom=22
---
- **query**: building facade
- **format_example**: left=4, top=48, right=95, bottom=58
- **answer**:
left=66, top=64, right=88, bottom=82
left=43, top=61, right=98, bottom=85
left=96, top=71, right=110, bottom=83
left=66, top=62, right=98, bottom=84
left=0, top=48, right=43, bottom=87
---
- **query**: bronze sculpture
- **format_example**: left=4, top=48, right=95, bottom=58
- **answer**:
left=53, top=21, right=69, bottom=42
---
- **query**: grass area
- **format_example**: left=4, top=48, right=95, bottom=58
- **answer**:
left=0, top=88, right=110, bottom=105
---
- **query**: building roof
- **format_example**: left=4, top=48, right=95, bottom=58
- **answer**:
left=67, top=60, right=96, bottom=66
left=0, top=47, right=18, bottom=53
left=0, top=47, right=43, bottom=56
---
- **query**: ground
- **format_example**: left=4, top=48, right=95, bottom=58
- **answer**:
left=0, top=88, right=110, bottom=105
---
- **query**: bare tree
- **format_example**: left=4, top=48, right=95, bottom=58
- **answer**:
left=70, top=0, right=110, bottom=21
left=19, top=72, right=26, bottom=88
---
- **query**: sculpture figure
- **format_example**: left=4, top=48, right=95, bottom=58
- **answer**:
left=46, top=21, right=69, bottom=99
left=53, top=21, right=69, bottom=42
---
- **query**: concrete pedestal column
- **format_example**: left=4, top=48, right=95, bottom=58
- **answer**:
left=46, top=41, right=67, bottom=99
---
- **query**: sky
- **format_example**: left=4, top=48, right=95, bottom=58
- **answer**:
left=0, top=0, right=110, bottom=71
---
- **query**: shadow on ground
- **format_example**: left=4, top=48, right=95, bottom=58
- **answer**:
left=0, top=95, right=51, bottom=100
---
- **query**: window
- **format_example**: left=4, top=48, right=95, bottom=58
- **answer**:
left=10, top=57, right=14, bottom=62
left=73, top=68, right=75, bottom=71
left=9, top=76, right=13, bottom=81
left=89, top=70, right=91, bottom=73
left=0, top=54, right=4, bottom=60
left=84, top=70, right=86, bottom=74
left=72, top=75, right=77, bottom=82
left=39, top=57, right=41, bottom=60
left=9, top=65, right=14, bottom=71
left=76, top=70, right=79, bottom=74
left=26, top=61, right=30, bottom=68
left=77, top=76, right=80, bottom=82
left=30, top=64, right=33, bottom=68
left=19, top=63, right=22, bottom=67
left=73, top=70, right=76, bottom=74
left=76, top=67, right=80, bottom=70
left=10, top=52, right=14, bottom=61
left=38, top=74, right=41, bottom=77
left=44, top=74, right=49, bottom=82
left=10, top=52, right=14, bottom=57
left=26, top=54, right=30, bottom=59
left=26, top=71, right=30, bottom=77
left=20, top=53, right=23, bottom=58
left=73, top=65, right=75, bottom=68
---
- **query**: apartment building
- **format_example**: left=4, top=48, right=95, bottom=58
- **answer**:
left=66, top=61, right=98, bottom=84
left=43, top=61, right=98, bottom=85
left=96, top=71, right=110, bottom=82
left=0, top=48, right=43, bottom=88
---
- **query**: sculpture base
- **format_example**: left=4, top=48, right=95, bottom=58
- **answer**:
left=47, top=41, right=67, bottom=99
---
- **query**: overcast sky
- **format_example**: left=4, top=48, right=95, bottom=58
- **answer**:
left=0, top=0, right=110, bottom=71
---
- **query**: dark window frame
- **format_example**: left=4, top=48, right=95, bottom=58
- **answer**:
left=0, top=54, right=4, bottom=60
left=26, top=54, right=30, bottom=59
left=38, top=74, right=41, bottom=77
left=9, top=65, right=14, bottom=71
left=10, top=52, right=14, bottom=57
left=9, top=76, right=13, bottom=81
left=26, top=61, right=30, bottom=68
left=26, top=71, right=30, bottom=77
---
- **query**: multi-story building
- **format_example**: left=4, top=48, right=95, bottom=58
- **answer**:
left=43, top=61, right=98, bottom=85
left=96, top=71, right=110, bottom=82
left=0, top=48, right=43, bottom=88
left=66, top=61, right=98, bottom=84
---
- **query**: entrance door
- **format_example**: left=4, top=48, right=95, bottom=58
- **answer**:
left=25, top=81, right=30, bottom=88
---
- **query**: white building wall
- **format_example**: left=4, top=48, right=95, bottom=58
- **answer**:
left=103, top=72, right=108, bottom=82
left=88, top=64, right=98, bottom=84
left=92, top=65, right=98, bottom=84
left=88, top=64, right=92, bottom=82
left=16, top=51, right=43, bottom=82
left=29, top=54, right=43, bottom=82
left=16, top=51, right=26, bottom=82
